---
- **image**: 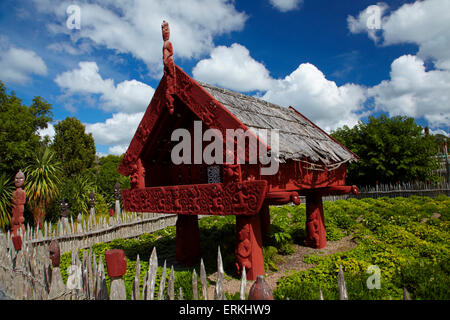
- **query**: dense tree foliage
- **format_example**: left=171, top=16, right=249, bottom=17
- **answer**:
left=97, top=154, right=130, bottom=206
left=331, top=115, right=440, bottom=186
left=0, top=81, right=53, bottom=176
left=52, top=117, right=96, bottom=177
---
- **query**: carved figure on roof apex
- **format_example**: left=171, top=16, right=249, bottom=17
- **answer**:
left=162, top=20, right=176, bottom=115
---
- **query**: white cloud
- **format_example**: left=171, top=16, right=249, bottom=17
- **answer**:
left=193, top=43, right=367, bottom=132
left=269, top=0, right=303, bottom=12
left=37, top=123, right=56, bottom=141
left=55, top=61, right=154, bottom=113
left=348, top=0, right=450, bottom=70
left=347, top=3, right=389, bottom=42
left=368, top=54, right=450, bottom=128
left=0, top=47, right=47, bottom=84
left=192, top=43, right=273, bottom=92
left=262, top=63, right=367, bottom=132
left=85, top=112, right=144, bottom=155
left=33, top=0, right=247, bottom=75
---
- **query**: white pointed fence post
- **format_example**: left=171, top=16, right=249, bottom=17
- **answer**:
left=214, top=246, right=225, bottom=300
left=105, top=249, right=127, bottom=300
left=338, top=265, right=348, bottom=300
left=200, top=258, right=208, bottom=300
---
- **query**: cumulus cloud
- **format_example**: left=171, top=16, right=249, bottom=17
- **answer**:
left=55, top=61, right=154, bottom=113
left=269, top=0, right=303, bottom=12
left=84, top=112, right=144, bottom=155
left=37, top=123, right=56, bottom=141
left=368, top=54, right=450, bottom=128
left=347, top=2, right=389, bottom=42
left=348, top=0, right=450, bottom=70
left=192, top=43, right=273, bottom=92
left=32, top=0, right=247, bottom=75
left=193, top=43, right=367, bottom=132
left=262, top=63, right=367, bottom=132
left=0, top=46, right=47, bottom=84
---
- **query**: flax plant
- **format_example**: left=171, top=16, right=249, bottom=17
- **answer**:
left=0, top=173, right=14, bottom=230
left=25, top=147, right=62, bottom=228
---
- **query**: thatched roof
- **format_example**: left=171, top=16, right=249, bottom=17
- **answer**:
left=198, top=81, right=358, bottom=168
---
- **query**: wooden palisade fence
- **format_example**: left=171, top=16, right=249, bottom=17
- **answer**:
left=1, top=211, right=177, bottom=255
left=0, top=233, right=413, bottom=300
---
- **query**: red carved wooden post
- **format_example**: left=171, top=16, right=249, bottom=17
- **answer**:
left=162, top=20, right=176, bottom=115
left=11, top=170, right=26, bottom=237
left=175, top=215, right=200, bottom=266
left=304, top=192, right=327, bottom=249
left=105, top=249, right=127, bottom=300
left=235, top=213, right=265, bottom=281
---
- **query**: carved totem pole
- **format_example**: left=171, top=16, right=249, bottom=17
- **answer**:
left=11, top=170, right=26, bottom=237
left=162, top=20, right=176, bottom=115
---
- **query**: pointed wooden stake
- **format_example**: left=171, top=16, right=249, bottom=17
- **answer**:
left=132, top=254, right=141, bottom=300
left=200, top=258, right=208, bottom=300
left=318, top=287, right=324, bottom=300
left=158, top=260, right=167, bottom=300
left=168, top=265, right=174, bottom=300
left=192, top=269, right=198, bottom=300
left=240, top=266, right=246, bottom=300
left=338, top=265, right=348, bottom=300
left=214, top=246, right=225, bottom=300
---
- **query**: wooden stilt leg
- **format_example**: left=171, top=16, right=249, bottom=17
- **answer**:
left=305, top=193, right=327, bottom=249
left=235, top=213, right=265, bottom=281
left=175, top=215, right=200, bottom=266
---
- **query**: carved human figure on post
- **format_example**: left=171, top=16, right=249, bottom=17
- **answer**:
left=11, top=170, right=26, bottom=236
left=162, top=20, right=176, bottom=115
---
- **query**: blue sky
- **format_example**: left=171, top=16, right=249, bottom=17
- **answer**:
left=0, top=0, right=449, bottom=156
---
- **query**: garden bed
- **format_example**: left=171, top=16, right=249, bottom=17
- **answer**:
left=59, top=195, right=450, bottom=300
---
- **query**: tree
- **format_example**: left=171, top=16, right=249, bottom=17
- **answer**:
left=52, top=117, right=96, bottom=177
left=24, top=147, right=62, bottom=228
left=60, top=174, right=95, bottom=217
left=0, top=81, right=53, bottom=176
left=0, top=173, right=14, bottom=230
left=96, top=154, right=130, bottom=206
left=331, top=114, right=439, bottom=186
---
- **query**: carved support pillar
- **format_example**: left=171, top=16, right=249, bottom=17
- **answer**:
left=235, top=213, right=265, bottom=281
left=175, top=215, right=200, bottom=266
left=304, top=193, right=327, bottom=249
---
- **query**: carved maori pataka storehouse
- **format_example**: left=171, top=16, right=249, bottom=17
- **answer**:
left=118, top=21, right=358, bottom=280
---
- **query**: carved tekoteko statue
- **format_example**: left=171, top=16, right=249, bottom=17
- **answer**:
left=11, top=170, right=26, bottom=236
left=162, top=20, right=176, bottom=115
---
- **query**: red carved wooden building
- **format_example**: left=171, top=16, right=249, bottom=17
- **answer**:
left=118, top=21, right=358, bottom=280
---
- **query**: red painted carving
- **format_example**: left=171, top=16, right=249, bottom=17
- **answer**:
left=12, top=235, right=22, bottom=251
left=49, top=240, right=60, bottom=268
left=105, top=249, right=127, bottom=278
left=11, top=170, right=25, bottom=237
left=162, top=21, right=176, bottom=115
left=235, top=211, right=265, bottom=280
left=248, top=275, right=274, bottom=300
left=304, top=193, right=327, bottom=249
left=121, top=180, right=268, bottom=216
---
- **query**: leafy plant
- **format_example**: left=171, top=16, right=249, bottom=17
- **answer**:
left=0, top=173, right=13, bottom=230
left=24, top=147, right=62, bottom=228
